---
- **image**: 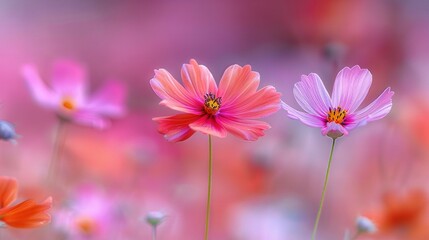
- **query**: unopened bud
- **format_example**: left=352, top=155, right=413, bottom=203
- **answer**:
left=0, top=120, right=18, bottom=143
left=356, top=216, right=377, bottom=234
left=145, top=211, right=166, bottom=227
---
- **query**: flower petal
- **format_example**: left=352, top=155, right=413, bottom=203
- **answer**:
left=153, top=114, right=200, bottom=142
left=282, top=101, right=325, bottom=127
left=73, top=111, right=110, bottom=129
left=0, top=177, right=17, bottom=208
left=181, top=59, right=217, bottom=100
left=0, top=197, right=52, bottom=228
left=51, top=61, right=87, bottom=104
left=322, top=122, right=349, bottom=139
left=150, top=69, right=201, bottom=114
left=217, top=116, right=271, bottom=141
left=84, top=81, right=127, bottom=117
left=189, top=115, right=227, bottom=138
left=352, top=87, right=394, bottom=125
left=331, top=66, right=372, bottom=113
left=217, top=64, right=260, bottom=106
left=21, top=65, right=59, bottom=109
left=293, top=73, right=332, bottom=117
left=228, top=85, right=281, bottom=118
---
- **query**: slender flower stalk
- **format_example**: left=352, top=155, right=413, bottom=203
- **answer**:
left=47, top=118, right=68, bottom=182
left=145, top=211, right=166, bottom=240
left=282, top=66, right=393, bottom=239
left=150, top=59, right=281, bottom=239
left=152, top=226, right=157, bottom=240
left=205, top=135, right=213, bottom=240
left=312, top=138, right=336, bottom=240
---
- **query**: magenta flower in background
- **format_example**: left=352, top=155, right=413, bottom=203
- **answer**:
left=150, top=59, right=281, bottom=142
left=54, top=186, right=116, bottom=239
left=22, top=61, right=126, bottom=129
left=282, top=65, right=394, bottom=139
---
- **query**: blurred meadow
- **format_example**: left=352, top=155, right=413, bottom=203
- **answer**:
left=0, top=0, right=428, bottom=239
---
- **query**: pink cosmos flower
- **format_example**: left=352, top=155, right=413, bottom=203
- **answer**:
left=22, top=61, right=126, bottom=129
left=282, top=65, right=394, bottom=139
left=150, top=59, right=281, bottom=142
left=54, top=185, right=116, bottom=239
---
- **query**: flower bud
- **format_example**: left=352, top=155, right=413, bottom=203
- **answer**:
left=145, top=211, right=166, bottom=227
left=356, top=216, right=377, bottom=234
left=0, top=120, right=18, bottom=143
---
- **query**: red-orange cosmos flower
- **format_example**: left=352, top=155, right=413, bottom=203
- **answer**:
left=150, top=59, right=281, bottom=142
left=364, top=190, right=429, bottom=239
left=0, top=176, right=52, bottom=228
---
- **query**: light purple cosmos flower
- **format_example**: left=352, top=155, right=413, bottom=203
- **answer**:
left=282, top=66, right=393, bottom=139
left=22, top=61, right=126, bottom=129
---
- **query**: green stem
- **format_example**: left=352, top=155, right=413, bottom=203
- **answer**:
left=47, top=118, right=67, bottom=183
left=351, top=232, right=360, bottom=240
left=204, top=135, right=213, bottom=240
left=311, top=138, right=336, bottom=240
left=152, top=226, right=157, bottom=240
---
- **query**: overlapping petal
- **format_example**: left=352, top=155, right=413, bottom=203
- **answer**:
left=217, top=65, right=260, bottom=105
left=293, top=73, right=332, bottom=117
left=321, top=122, right=349, bottom=138
left=85, top=81, right=127, bottom=117
left=151, top=59, right=280, bottom=141
left=189, top=115, right=228, bottom=138
left=73, top=111, right=111, bottom=129
left=282, top=102, right=325, bottom=127
left=222, top=85, right=281, bottom=118
left=150, top=69, right=201, bottom=114
left=353, top=87, right=394, bottom=124
left=0, top=197, right=52, bottom=228
left=0, top=177, right=17, bottom=209
left=153, top=114, right=201, bottom=142
left=217, top=117, right=271, bottom=141
left=283, top=66, right=393, bottom=138
left=331, top=66, right=372, bottom=113
left=181, top=59, right=217, bottom=100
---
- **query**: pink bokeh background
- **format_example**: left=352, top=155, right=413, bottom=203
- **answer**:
left=0, top=0, right=428, bottom=239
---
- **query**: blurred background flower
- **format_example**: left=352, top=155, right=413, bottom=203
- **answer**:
left=0, top=0, right=428, bottom=239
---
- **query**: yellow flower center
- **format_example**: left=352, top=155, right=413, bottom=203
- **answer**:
left=204, top=93, right=221, bottom=115
left=61, top=98, right=75, bottom=111
left=76, top=216, right=97, bottom=235
left=327, top=107, right=347, bottom=124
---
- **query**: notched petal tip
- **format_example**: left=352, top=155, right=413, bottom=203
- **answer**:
left=189, top=58, right=198, bottom=65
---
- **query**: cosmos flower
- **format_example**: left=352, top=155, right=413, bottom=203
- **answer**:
left=22, top=60, right=126, bottom=129
left=0, top=176, right=52, bottom=228
left=150, top=59, right=281, bottom=142
left=54, top=185, right=116, bottom=239
left=363, top=190, right=429, bottom=239
left=282, top=65, right=393, bottom=139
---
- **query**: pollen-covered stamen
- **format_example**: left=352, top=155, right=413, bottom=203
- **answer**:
left=204, top=93, right=222, bottom=115
left=61, top=98, right=75, bottom=111
left=327, top=107, right=347, bottom=124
